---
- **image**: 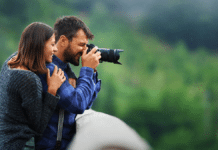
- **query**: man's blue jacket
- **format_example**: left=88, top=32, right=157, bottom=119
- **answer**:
left=35, top=55, right=101, bottom=150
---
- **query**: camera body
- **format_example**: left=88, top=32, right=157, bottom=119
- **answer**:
left=86, top=44, right=123, bottom=65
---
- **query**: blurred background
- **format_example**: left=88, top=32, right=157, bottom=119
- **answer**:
left=1, top=0, right=218, bottom=149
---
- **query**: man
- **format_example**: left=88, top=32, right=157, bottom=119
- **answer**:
left=35, top=16, right=102, bottom=150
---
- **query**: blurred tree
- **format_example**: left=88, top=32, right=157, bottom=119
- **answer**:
left=139, top=0, right=218, bottom=52
left=1, top=0, right=218, bottom=149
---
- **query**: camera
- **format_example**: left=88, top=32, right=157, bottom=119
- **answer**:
left=86, top=44, right=124, bottom=65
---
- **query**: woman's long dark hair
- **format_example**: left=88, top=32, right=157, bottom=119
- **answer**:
left=8, top=22, right=54, bottom=74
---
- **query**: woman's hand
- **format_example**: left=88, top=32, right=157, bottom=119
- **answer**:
left=47, top=65, right=66, bottom=96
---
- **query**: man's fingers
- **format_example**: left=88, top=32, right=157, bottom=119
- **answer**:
left=82, top=46, right=98, bottom=56
left=97, top=51, right=101, bottom=56
left=95, top=51, right=101, bottom=59
left=90, top=47, right=98, bottom=54
left=82, top=47, right=88, bottom=56
left=94, top=46, right=99, bottom=50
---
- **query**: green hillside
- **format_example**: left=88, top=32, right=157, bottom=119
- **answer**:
left=1, top=0, right=218, bottom=149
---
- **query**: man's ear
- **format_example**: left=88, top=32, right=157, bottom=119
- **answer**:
left=59, top=35, right=69, bottom=47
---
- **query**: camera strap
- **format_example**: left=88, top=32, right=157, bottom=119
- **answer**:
left=55, top=108, right=64, bottom=150
left=55, top=77, right=77, bottom=150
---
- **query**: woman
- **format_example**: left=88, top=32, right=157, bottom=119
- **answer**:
left=0, top=22, right=66, bottom=149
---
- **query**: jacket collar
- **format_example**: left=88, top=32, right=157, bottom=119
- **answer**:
left=52, top=55, right=68, bottom=71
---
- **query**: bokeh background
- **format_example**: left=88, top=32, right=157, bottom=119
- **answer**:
left=1, top=0, right=218, bottom=149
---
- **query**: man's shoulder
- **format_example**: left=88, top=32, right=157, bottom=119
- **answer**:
left=46, top=62, right=56, bottom=71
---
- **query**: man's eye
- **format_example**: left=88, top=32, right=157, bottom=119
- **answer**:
left=52, top=44, right=55, bottom=46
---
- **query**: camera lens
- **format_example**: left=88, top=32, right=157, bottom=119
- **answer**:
left=87, top=44, right=123, bottom=65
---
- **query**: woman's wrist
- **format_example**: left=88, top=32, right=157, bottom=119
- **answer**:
left=47, top=87, right=57, bottom=96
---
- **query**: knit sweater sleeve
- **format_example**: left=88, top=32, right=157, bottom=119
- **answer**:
left=15, top=71, right=60, bottom=135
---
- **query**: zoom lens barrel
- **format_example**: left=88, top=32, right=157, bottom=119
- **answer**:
left=87, top=44, right=123, bottom=65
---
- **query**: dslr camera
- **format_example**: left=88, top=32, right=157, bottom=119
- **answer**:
left=86, top=44, right=124, bottom=65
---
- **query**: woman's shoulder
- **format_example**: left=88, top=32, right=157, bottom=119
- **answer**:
left=11, top=69, right=41, bottom=85
left=12, top=68, right=38, bottom=78
left=6, top=51, right=17, bottom=63
left=4, top=52, right=39, bottom=78
left=0, top=52, right=17, bottom=73
left=0, top=67, right=42, bottom=94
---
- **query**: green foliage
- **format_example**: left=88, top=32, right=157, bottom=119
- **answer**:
left=1, top=1, right=218, bottom=150
left=138, top=0, right=218, bottom=51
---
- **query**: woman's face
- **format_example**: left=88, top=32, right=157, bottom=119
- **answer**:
left=44, top=34, right=58, bottom=63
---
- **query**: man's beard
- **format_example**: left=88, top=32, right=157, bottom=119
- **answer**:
left=63, top=45, right=80, bottom=66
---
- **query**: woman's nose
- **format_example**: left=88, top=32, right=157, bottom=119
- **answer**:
left=54, top=45, right=58, bottom=52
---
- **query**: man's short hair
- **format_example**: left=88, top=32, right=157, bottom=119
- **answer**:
left=54, top=16, right=94, bottom=43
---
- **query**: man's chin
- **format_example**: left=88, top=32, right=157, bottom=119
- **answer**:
left=75, top=58, right=80, bottom=66
left=68, top=57, right=80, bottom=66
left=71, top=60, right=80, bottom=66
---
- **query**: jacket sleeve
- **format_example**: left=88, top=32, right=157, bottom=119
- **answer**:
left=85, top=71, right=101, bottom=109
left=65, top=64, right=102, bottom=110
left=44, top=63, right=95, bottom=114
left=19, top=72, right=60, bottom=135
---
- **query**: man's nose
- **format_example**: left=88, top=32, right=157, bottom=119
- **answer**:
left=83, top=45, right=88, bottom=51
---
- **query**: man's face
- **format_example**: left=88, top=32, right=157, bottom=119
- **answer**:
left=63, top=29, right=88, bottom=66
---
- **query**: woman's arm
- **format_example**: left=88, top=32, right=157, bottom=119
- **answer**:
left=18, top=72, right=60, bottom=135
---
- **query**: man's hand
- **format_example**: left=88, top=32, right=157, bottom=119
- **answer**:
left=81, top=46, right=101, bottom=70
